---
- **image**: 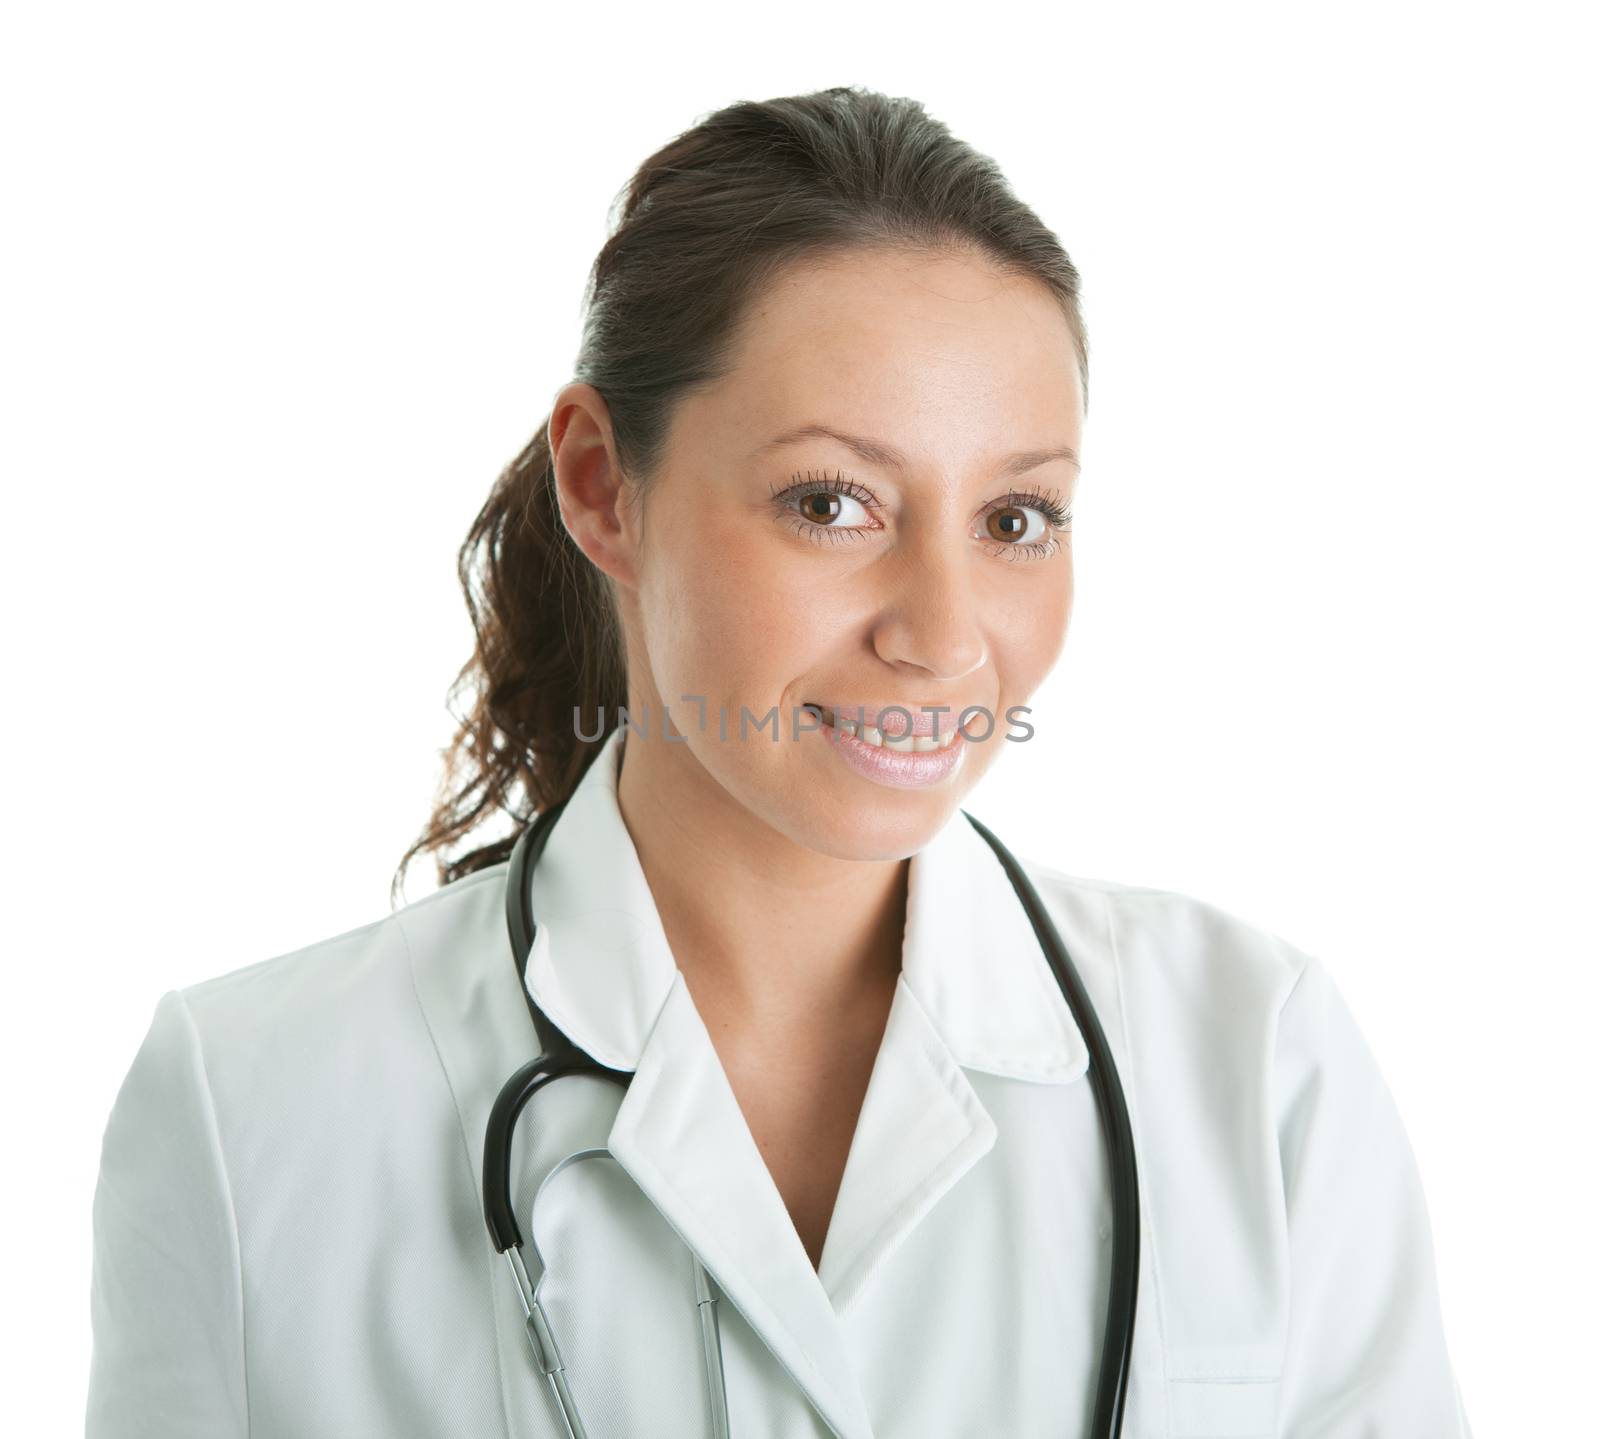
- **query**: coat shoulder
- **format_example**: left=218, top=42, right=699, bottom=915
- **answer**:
left=172, top=864, right=509, bottom=1107
left=1016, top=854, right=1315, bottom=1017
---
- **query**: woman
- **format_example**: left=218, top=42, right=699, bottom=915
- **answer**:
left=87, top=87, right=1472, bottom=1438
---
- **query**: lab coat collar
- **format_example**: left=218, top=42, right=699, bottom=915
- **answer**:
left=521, top=725, right=1091, bottom=1085
left=520, top=727, right=1092, bottom=1439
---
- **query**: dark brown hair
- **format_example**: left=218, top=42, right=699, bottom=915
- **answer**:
left=392, top=85, right=1090, bottom=904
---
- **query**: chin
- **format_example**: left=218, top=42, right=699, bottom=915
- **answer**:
left=777, top=778, right=965, bottom=863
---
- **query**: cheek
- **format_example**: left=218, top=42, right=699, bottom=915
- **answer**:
left=992, top=564, right=1073, bottom=702
left=637, top=511, right=825, bottom=715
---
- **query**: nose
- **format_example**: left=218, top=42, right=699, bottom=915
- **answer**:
left=870, top=538, right=989, bottom=682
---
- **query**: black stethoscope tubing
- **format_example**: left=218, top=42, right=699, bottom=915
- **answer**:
left=482, top=796, right=1140, bottom=1438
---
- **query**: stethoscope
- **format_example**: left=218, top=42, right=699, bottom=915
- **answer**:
left=482, top=787, right=1141, bottom=1439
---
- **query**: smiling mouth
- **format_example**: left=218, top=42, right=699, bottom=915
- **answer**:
left=802, top=703, right=962, bottom=753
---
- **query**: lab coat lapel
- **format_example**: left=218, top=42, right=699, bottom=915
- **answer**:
left=606, top=977, right=879, bottom=1439
left=809, top=974, right=997, bottom=1313
left=813, top=803, right=1091, bottom=1312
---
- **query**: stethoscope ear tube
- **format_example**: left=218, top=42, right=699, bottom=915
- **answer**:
left=505, top=800, right=572, bottom=1060
left=484, top=1052, right=619, bottom=1253
left=962, top=810, right=1140, bottom=1439
left=486, top=799, right=633, bottom=1254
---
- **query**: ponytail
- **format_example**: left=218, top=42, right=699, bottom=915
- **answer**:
left=391, top=422, right=624, bottom=901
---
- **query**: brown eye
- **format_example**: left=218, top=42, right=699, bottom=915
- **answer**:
left=770, top=471, right=880, bottom=540
left=985, top=504, right=1048, bottom=546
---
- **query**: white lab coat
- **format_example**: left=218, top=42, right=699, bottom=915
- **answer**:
left=88, top=725, right=1473, bottom=1438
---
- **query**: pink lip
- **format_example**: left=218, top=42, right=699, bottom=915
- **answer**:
left=806, top=708, right=969, bottom=790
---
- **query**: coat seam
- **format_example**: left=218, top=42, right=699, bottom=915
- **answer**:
left=1167, top=1371, right=1280, bottom=1382
left=1271, top=955, right=1320, bottom=1209
left=173, top=989, right=253, bottom=1439
left=396, top=910, right=516, bottom=1439
left=1270, top=949, right=1320, bottom=1388
left=1099, top=889, right=1172, bottom=1438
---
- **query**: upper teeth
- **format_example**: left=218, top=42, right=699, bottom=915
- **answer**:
left=813, top=705, right=959, bottom=752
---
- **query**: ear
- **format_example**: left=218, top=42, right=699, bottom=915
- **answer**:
left=548, top=381, right=641, bottom=589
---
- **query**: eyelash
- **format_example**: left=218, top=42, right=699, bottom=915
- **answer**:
left=768, top=469, right=1073, bottom=560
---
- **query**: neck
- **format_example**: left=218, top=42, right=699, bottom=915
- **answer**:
left=614, top=727, right=908, bottom=1039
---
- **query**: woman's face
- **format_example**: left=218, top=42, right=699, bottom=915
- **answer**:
left=569, top=245, right=1083, bottom=861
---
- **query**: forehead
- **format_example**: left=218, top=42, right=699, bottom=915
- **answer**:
left=683, top=246, right=1083, bottom=471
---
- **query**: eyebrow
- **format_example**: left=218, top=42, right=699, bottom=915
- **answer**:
left=751, top=423, right=1080, bottom=478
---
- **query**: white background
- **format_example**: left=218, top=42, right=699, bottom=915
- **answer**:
left=4, top=1, right=1594, bottom=1432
